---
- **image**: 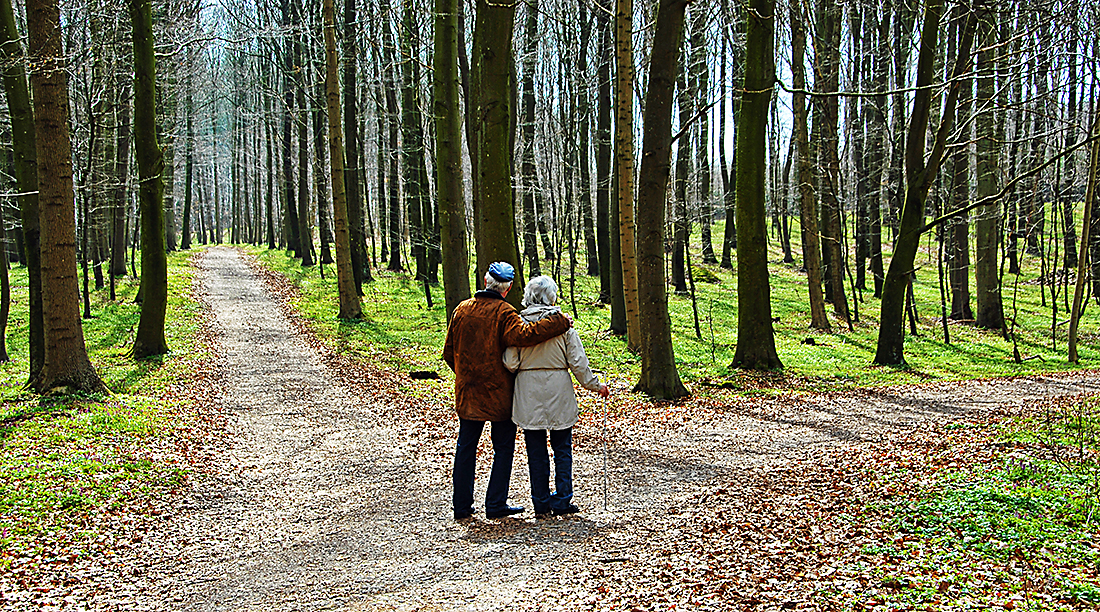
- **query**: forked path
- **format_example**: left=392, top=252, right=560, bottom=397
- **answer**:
left=130, top=247, right=1100, bottom=611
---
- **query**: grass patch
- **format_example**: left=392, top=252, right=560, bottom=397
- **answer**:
left=851, top=405, right=1100, bottom=609
left=0, top=250, right=214, bottom=559
left=244, top=216, right=1100, bottom=394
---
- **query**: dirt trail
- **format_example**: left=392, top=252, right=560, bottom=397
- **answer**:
left=123, top=247, right=1100, bottom=611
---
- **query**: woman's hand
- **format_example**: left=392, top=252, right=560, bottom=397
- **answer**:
left=598, top=384, right=609, bottom=398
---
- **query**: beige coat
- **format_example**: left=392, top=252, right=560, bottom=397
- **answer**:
left=443, top=291, right=571, bottom=422
left=503, top=305, right=601, bottom=430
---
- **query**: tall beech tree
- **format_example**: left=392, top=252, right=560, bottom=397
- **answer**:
left=27, top=0, right=106, bottom=392
left=635, top=0, right=689, bottom=399
left=131, top=0, right=168, bottom=359
left=0, top=0, right=43, bottom=383
left=471, top=0, right=523, bottom=306
left=790, top=0, right=829, bottom=332
left=731, top=0, right=782, bottom=370
left=974, top=9, right=1003, bottom=331
left=874, top=0, right=977, bottom=366
left=518, top=0, right=542, bottom=277
left=343, top=0, right=370, bottom=288
left=434, top=0, right=469, bottom=320
left=322, top=0, right=361, bottom=319
left=595, top=0, right=613, bottom=304
left=615, top=0, right=640, bottom=351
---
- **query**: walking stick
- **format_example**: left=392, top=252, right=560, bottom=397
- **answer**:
left=599, top=373, right=609, bottom=512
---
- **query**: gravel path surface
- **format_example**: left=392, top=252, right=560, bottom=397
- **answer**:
left=122, top=247, right=1100, bottom=611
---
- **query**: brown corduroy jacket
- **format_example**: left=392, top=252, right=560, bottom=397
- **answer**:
left=442, top=290, right=571, bottom=422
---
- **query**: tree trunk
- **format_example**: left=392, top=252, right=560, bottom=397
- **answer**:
left=575, top=4, right=598, bottom=279
left=471, top=0, right=523, bottom=306
left=791, top=0, right=830, bottom=332
left=731, top=0, right=781, bottom=370
left=27, top=0, right=106, bottom=392
left=401, top=0, right=429, bottom=281
left=596, top=0, right=613, bottom=303
left=634, top=0, right=689, bottom=399
left=947, top=11, right=973, bottom=322
left=874, top=0, right=975, bottom=366
left=322, top=0, right=362, bottom=319
left=0, top=0, right=43, bottom=382
left=382, top=0, right=402, bottom=273
left=130, top=0, right=168, bottom=360
left=296, top=10, right=314, bottom=267
left=692, top=5, right=715, bottom=265
left=343, top=0, right=369, bottom=287
left=974, top=10, right=1003, bottom=331
left=314, top=59, right=334, bottom=266
left=519, top=0, right=541, bottom=277
left=281, top=0, right=300, bottom=256
left=434, top=0, right=470, bottom=320
left=181, top=71, right=193, bottom=250
left=816, top=0, right=850, bottom=325
left=615, top=0, right=641, bottom=351
left=671, top=63, right=691, bottom=295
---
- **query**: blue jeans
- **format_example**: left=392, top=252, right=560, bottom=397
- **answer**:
left=523, top=428, right=573, bottom=514
left=453, top=418, right=517, bottom=515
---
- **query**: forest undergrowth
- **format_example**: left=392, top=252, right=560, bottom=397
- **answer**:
left=0, top=252, right=224, bottom=607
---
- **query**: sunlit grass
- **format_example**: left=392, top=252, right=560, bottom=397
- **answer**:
left=0, top=250, right=211, bottom=554
left=245, top=212, right=1100, bottom=394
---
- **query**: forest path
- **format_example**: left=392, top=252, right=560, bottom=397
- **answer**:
left=130, top=247, right=1100, bottom=611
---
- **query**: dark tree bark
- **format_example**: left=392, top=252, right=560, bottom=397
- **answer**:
left=322, top=0, right=362, bottom=319
left=401, top=0, right=429, bottom=281
left=518, top=0, right=541, bottom=277
left=130, top=0, right=168, bottom=360
left=578, top=2, right=599, bottom=277
left=671, top=61, right=692, bottom=295
left=382, top=0, right=402, bottom=272
left=615, top=0, right=640, bottom=350
left=974, top=9, right=1003, bottom=331
left=471, top=0, right=523, bottom=305
left=27, top=0, right=106, bottom=392
left=434, top=0, right=470, bottom=320
left=281, top=0, right=300, bottom=256
left=791, top=0, right=829, bottom=332
left=634, top=0, right=689, bottom=399
left=313, top=58, right=334, bottom=266
left=874, top=0, right=976, bottom=366
left=0, top=0, right=43, bottom=382
left=947, top=16, right=973, bottom=322
left=731, top=0, right=781, bottom=370
left=343, top=0, right=370, bottom=287
left=815, top=0, right=850, bottom=326
left=595, top=0, right=613, bottom=303
left=295, top=6, right=315, bottom=267
left=718, top=25, right=737, bottom=269
left=691, top=4, right=716, bottom=265
left=181, top=68, right=194, bottom=250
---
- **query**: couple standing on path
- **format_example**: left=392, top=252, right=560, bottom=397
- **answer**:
left=442, top=261, right=610, bottom=520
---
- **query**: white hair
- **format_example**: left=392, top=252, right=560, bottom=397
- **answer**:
left=522, top=275, right=558, bottom=307
left=483, top=272, right=512, bottom=295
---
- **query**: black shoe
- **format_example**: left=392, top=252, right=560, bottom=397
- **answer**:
left=485, top=505, right=525, bottom=519
left=454, top=509, right=474, bottom=520
left=551, top=504, right=579, bottom=516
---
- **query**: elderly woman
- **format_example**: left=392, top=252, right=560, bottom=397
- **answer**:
left=503, top=275, right=608, bottom=516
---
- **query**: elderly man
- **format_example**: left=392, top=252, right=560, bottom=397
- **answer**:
left=442, top=261, right=572, bottom=520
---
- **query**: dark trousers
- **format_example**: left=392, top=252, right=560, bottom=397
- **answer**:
left=523, top=428, right=573, bottom=514
left=453, top=418, right=517, bottom=515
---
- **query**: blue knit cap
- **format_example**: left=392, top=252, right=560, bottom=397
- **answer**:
left=488, top=261, right=515, bottom=282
